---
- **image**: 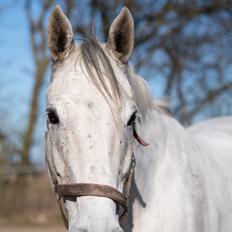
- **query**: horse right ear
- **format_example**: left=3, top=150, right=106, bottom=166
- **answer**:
left=107, top=7, right=134, bottom=63
left=48, top=5, right=73, bottom=62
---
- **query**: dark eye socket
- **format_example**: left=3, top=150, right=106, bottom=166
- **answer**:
left=46, top=108, right=59, bottom=124
left=127, top=111, right=137, bottom=126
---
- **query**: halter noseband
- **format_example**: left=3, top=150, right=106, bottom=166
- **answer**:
left=54, top=156, right=135, bottom=229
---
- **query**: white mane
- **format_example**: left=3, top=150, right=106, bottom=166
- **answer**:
left=79, top=34, right=169, bottom=118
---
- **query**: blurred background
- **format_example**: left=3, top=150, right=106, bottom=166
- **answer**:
left=0, top=0, right=232, bottom=231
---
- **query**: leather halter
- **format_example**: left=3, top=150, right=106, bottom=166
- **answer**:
left=54, top=156, right=135, bottom=230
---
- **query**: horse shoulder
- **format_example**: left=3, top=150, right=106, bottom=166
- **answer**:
left=187, top=116, right=232, bottom=231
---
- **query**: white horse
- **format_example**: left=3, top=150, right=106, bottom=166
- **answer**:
left=45, top=5, right=232, bottom=232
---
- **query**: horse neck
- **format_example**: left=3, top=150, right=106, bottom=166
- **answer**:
left=133, top=108, right=197, bottom=203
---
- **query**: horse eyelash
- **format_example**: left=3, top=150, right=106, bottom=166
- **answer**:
left=127, top=111, right=137, bottom=126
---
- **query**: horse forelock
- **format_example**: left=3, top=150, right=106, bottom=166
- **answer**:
left=52, top=28, right=170, bottom=117
left=78, top=30, right=150, bottom=115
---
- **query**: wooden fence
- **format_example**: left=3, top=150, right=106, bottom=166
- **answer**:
left=0, top=165, right=62, bottom=225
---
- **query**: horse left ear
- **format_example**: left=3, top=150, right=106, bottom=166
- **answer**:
left=107, top=7, right=134, bottom=62
left=48, top=5, right=73, bottom=62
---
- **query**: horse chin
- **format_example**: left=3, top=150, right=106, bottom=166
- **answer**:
left=66, top=197, right=124, bottom=232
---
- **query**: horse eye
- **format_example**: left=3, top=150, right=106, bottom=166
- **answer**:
left=46, top=108, right=59, bottom=124
left=127, top=111, right=137, bottom=126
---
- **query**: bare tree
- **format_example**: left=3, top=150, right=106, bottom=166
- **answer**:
left=20, top=0, right=54, bottom=164
left=22, top=0, right=232, bottom=164
left=62, top=0, right=232, bottom=124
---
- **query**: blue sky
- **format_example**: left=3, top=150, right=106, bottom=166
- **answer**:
left=0, top=1, right=45, bottom=163
left=1, top=1, right=33, bottom=123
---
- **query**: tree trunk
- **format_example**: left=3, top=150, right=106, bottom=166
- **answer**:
left=21, top=58, right=49, bottom=165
